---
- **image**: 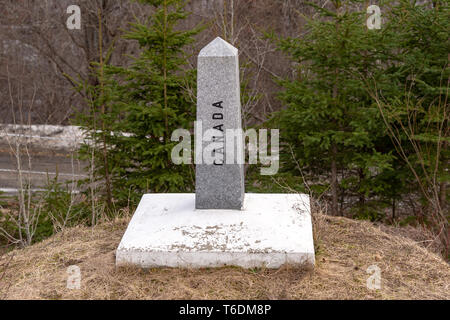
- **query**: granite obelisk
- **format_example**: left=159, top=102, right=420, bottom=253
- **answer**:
left=195, top=37, right=245, bottom=210
left=116, top=37, right=315, bottom=270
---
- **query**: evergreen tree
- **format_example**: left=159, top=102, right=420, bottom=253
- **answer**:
left=79, top=0, right=202, bottom=207
left=75, top=8, right=116, bottom=216
left=271, top=0, right=399, bottom=218
left=378, top=0, right=449, bottom=212
left=369, top=0, right=449, bottom=253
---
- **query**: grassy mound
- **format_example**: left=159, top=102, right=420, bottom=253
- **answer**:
left=1, top=215, right=448, bottom=300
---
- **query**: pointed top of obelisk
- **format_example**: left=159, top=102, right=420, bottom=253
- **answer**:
left=199, top=37, right=238, bottom=57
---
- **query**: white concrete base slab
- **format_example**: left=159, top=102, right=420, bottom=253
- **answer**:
left=116, top=193, right=315, bottom=269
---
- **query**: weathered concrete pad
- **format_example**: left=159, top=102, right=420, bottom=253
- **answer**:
left=116, top=193, right=315, bottom=269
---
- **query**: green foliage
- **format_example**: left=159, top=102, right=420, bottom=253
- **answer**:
left=0, top=176, right=89, bottom=247
left=371, top=1, right=449, bottom=253
left=269, top=0, right=448, bottom=227
left=78, top=0, right=203, bottom=207
left=269, top=0, right=401, bottom=217
left=40, top=175, right=90, bottom=228
left=376, top=0, right=449, bottom=197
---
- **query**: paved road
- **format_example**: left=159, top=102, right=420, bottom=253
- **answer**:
left=0, top=143, right=88, bottom=195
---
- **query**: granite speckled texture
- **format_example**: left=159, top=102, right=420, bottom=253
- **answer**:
left=196, top=37, right=245, bottom=210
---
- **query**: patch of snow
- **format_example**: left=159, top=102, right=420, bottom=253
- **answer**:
left=0, top=124, right=86, bottom=150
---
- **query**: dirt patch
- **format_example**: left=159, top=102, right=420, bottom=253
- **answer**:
left=1, top=215, right=449, bottom=300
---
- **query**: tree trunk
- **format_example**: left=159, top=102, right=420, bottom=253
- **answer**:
left=358, top=168, right=365, bottom=207
left=331, top=143, right=339, bottom=216
left=163, top=0, right=169, bottom=143
left=98, top=7, right=112, bottom=211
left=439, top=182, right=447, bottom=211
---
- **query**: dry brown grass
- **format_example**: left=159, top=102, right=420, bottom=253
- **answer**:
left=1, top=215, right=449, bottom=300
